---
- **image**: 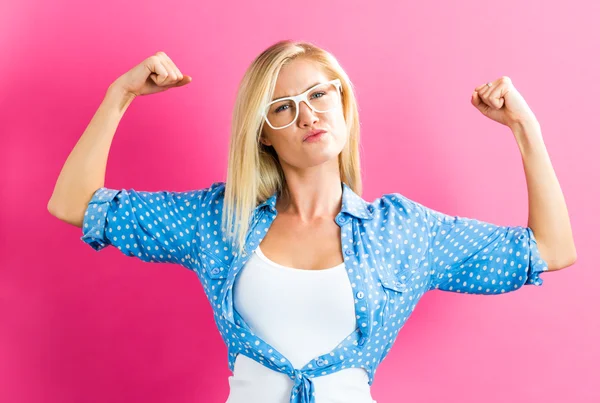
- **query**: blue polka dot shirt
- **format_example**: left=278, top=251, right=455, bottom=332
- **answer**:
left=81, top=181, right=549, bottom=403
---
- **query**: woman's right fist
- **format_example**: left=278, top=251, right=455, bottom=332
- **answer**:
left=111, top=52, right=192, bottom=97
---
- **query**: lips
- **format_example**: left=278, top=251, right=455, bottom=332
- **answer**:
left=303, top=130, right=326, bottom=141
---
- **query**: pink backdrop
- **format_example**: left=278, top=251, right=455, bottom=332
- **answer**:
left=2, top=0, right=598, bottom=402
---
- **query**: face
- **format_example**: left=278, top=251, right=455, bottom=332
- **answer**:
left=259, top=58, right=347, bottom=170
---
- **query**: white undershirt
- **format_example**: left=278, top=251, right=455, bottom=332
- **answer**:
left=226, top=245, right=376, bottom=403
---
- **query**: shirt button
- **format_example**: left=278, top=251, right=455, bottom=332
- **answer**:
left=518, top=233, right=526, bottom=240
left=356, top=291, right=364, bottom=299
left=211, top=268, right=220, bottom=275
left=358, top=338, right=366, bottom=346
left=344, top=249, right=354, bottom=256
left=316, top=358, right=325, bottom=367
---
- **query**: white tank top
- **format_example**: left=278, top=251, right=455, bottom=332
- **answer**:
left=226, top=245, right=376, bottom=403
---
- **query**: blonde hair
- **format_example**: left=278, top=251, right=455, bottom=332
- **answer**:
left=222, top=39, right=363, bottom=256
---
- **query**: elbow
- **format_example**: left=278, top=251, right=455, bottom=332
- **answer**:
left=561, top=244, right=578, bottom=268
left=47, top=198, right=60, bottom=217
left=537, top=236, right=577, bottom=271
left=563, top=252, right=578, bottom=268
left=47, top=199, right=67, bottom=220
left=47, top=200, right=85, bottom=228
left=547, top=252, right=577, bottom=271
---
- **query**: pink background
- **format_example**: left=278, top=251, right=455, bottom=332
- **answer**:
left=2, top=0, right=598, bottom=402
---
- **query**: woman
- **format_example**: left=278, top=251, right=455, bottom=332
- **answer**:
left=48, top=40, right=576, bottom=403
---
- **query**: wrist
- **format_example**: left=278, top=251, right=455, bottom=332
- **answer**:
left=105, top=83, right=137, bottom=114
left=509, top=119, right=541, bottom=135
left=510, top=121, right=544, bottom=156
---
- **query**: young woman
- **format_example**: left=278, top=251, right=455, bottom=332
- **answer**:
left=48, top=40, right=576, bottom=403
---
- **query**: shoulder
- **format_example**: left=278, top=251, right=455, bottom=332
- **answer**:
left=192, top=181, right=226, bottom=219
left=376, top=191, right=461, bottom=228
left=373, top=191, right=428, bottom=221
left=201, top=181, right=226, bottom=203
left=151, top=181, right=226, bottom=212
left=115, top=181, right=225, bottom=205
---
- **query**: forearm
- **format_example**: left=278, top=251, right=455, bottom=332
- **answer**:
left=47, top=85, right=136, bottom=225
left=512, top=121, right=577, bottom=270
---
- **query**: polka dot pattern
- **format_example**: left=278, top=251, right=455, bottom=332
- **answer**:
left=81, top=186, right=211, bottom=266
left=81, top=181, right=549, bottom=403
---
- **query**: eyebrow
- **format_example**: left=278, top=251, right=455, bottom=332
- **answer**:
left=272, top=81, right=322, bottom=101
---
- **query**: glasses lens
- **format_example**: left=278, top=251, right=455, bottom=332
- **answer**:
left=265, top=82, right=340, bottom=129
left=307, top=82, right=340, bottom=113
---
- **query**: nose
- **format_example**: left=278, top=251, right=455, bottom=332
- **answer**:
left=296, top=100, right=319, bottom=127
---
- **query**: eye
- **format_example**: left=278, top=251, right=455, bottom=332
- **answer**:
left=275, top=104, right=289, bottom=113
left=310, top=91, right=326, bottom=99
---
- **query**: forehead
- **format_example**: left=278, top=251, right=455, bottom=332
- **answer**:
left=272, top=58, right=330, bottom=99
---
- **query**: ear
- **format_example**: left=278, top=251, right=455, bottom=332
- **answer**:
left=260, top=135, right=272, bottom=147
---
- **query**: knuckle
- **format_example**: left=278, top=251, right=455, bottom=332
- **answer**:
left=149, top=55, right=161, bottom=65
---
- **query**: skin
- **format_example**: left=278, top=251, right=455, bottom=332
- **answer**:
left=260, top=58, right=347, bottom=223
left=257, top=58, right=349, bottom=270
left=259, top=65, right=577, bottom=271
left=471, top=76, right=576, bottom=269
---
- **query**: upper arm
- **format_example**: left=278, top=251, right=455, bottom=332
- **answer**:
left=385, top=193, right=550, bottom=295
left=80, top=186, right=213, bottom=267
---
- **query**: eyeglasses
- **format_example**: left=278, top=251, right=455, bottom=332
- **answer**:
left=262, top=78, right=343, bottom=130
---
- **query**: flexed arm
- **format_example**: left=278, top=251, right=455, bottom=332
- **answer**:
left=47, top=51, right=192, bottom=227
left=472, top=77, right=577, bottom=270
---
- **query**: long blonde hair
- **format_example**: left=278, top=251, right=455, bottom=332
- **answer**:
left=222, top=39, right=363, bottom=256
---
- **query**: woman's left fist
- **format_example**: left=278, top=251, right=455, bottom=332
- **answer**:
left=471, top=76, right=538, bottom=130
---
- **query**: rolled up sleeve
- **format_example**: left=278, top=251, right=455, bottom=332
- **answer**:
left=422, top=206, right=549, bottom=294
left=81, top=187, right=203, bottom=266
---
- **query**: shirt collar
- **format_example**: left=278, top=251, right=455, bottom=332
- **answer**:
left=256, top=181, right=374, bottom=220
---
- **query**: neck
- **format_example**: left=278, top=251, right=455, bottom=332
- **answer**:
left=276, top=162, right=343, bottom=222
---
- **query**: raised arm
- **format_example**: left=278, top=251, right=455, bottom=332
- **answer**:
left=47, top=85, right=135, bottom=227
left=47, top=51, right=192, bottom=227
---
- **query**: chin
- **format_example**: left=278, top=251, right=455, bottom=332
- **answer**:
left=307, top=151, right=343, bottom=167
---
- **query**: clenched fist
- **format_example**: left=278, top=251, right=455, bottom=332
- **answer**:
left=111, top=51, right=192, bottom=97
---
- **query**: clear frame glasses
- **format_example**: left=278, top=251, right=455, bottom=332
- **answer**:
left=262, top=78, right=343, bottom=130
